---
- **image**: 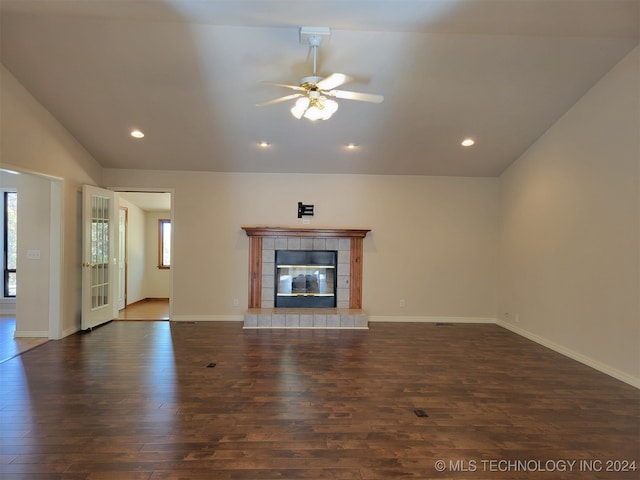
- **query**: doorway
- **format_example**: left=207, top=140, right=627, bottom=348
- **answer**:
left=0, top=168, right=62, bottom=351
left=115, top=191, right=173, bottom=321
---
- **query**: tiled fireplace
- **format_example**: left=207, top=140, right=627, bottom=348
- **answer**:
left=241, top=226, right=370, bottom=328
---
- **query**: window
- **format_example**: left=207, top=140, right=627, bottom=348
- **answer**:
left=158, top=219, right=171, bottom=268
left=3, top=192, right=17, bottom=297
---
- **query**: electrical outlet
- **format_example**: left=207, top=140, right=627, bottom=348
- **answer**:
left=232, top=298, right=239, bottom=307
left=399, top=299, right=405, bottom=308
left=302, top=219, right=311, bottom=225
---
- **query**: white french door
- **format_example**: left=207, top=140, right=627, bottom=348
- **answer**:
left=81, top=185, right=117, bottom=330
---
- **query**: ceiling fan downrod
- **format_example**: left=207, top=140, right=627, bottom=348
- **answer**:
left=308, top=35, right=322, bottom=76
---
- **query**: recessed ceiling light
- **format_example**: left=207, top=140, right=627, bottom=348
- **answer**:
left=461, top=138, right=475, bottom=147
left=131, top=129, right=144, bottom=139
left=345, top=143, right=358, bottom=150
left=258, top=141, right=271, bottom=148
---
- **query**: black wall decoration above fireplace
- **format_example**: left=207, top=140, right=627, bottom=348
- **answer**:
left=275, top=250, right=337, bottom=308
left=297, top=202, right=314, bottom=218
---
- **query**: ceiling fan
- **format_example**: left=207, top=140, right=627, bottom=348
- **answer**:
left=257, top=27, right=384, bottom=121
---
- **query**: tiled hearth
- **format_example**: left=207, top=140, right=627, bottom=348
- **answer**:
left=244, top=308, right=368, bottom=328
left=241, top=226, right=370, bottom=329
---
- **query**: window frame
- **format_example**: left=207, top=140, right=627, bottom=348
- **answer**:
left=3, top=191, right=17, bottom=297
left=158, top=218, right=171, bottom=269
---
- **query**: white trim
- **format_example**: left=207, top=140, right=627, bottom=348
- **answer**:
left=171, top=314, right=244, bottom=322
left=368, top=315, right=496, bottom=324
left=0, top=163, right=64, bottom=182
left=497, top=320, right=640, bottom=389
left=14, top=330, right=48, bottom=338
left=48, top=180, right=63, bottom=339
left=243, top=326, right=369, bottom=330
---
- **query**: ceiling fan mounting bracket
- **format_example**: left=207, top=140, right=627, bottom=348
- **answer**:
left=300, top=76, right=323, bottom=86
left=299, top=26, right=330, bottom=46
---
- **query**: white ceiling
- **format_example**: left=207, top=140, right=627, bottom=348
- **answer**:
left=1, top=0, right=638, bottom=177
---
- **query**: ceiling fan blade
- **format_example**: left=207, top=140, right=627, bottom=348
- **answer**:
left=316, top=73, right=351, bottom=91
left=256, top=93, right=303, bottom=107
left=327, top=89, right=384, bottom=103
left=261, top=81, right=306, bottom=91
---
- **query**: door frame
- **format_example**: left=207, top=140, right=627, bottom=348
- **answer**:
left=111, top=187, right=174, bottom=320
left=0, top=165, right=63, bottom=339
left=118, top=206, right=128, bottom=310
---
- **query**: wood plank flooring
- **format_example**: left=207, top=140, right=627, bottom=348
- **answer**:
left=116, top=299, right=170, bottom=321
left=0, top=321, right=638, bottom=479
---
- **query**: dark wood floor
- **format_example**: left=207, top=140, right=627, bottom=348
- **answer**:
left=1, top=321, right=638, bottom=479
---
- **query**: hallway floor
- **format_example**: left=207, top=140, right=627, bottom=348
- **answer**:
left=116, top=298, right=170, bottom=321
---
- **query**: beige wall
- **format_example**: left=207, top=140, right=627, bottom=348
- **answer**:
left=1, top=64, right=103, bottom=337
left=103, top=169, right=500, bottom=321
left=14, top=173, right=51, bottom=335
left=498, top=46, right=639, bottom=385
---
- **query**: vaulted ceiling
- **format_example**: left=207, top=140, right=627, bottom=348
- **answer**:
left=1, top=1, right=638, bottom=176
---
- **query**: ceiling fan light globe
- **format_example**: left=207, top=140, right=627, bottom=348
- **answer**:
left=291, top=97, right=310, bottom=119
left=324, top=99, right=339, bottom=115
left=303, top=106, right=324, bottom=121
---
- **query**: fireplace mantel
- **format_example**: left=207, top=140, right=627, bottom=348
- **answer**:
left=242, top=226, right=370, bottom=238
left=242, top=226, right=371, bottom=309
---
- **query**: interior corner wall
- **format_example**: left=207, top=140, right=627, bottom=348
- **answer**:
left=498, top=46, right=640, bottom=386
left=1, top=63, right=104, bottom=337
left=103, top=169, right=499, bottom=322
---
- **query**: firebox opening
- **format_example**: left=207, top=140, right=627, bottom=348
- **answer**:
left=275, top=250, right=337, bottom=308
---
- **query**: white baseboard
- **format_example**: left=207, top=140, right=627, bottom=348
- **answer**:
left=171, top=314, right=244, bottom=322
left=243, top=326, right=369, bottom=330
left=496, top=320, right=640, bottom=389
left=368, top=315, right=496, bottom=324
left=14, top=330, right=48, bottom=338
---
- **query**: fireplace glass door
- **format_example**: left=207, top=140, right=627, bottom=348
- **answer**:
left=275, top=250, right=337, bottom=308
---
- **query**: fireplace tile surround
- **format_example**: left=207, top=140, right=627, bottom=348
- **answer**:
left=241, top=226, right=370, bottom=329
left=265, top=238, right=348, bottom=309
